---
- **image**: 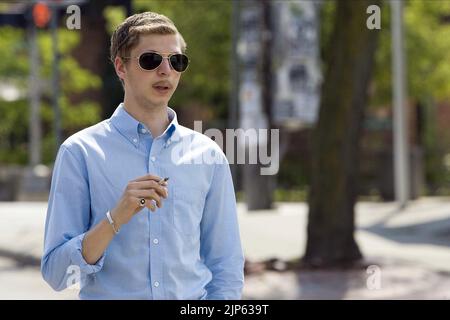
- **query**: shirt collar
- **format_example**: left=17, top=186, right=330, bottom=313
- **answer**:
left=110, top=103, right=179, bottom=148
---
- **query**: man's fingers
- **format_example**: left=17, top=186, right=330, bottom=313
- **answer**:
left=131, top=174, right=161, bottom=183
left=134, top=189, right=162, bottom=208
left=145, top=199, right=157, bottom=212
left=135, top=197, right=156, bottom=212
left=130, top=180, right=168, bottom=198
left=160, top=181, right=168, bottom=187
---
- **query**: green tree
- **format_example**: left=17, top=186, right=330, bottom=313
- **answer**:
left=0, top=27, right=29, bottom=164
left=0, top=25, right=101, bottom=165
left=373, top=0, right=450, bottom=105
left=372, top=0, right=450, bottom=194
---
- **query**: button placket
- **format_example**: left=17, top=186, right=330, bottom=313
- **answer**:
left=148, top=174, right=164, bottom=298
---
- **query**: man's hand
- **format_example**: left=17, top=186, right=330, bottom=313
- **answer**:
left=111, top=174, right=169, bottom=228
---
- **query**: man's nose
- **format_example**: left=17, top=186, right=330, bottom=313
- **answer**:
left=157, top=57, right=171, bottom=75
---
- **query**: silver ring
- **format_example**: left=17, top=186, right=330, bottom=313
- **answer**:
left=139, top=198, right=146, bottom=207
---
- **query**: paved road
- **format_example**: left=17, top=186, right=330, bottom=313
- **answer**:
left=1, top=198, right=450, bottom=299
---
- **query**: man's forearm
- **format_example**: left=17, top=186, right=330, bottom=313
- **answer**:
left=81, top=218, right=117, bottom=265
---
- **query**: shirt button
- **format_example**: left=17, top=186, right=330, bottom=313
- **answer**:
left=133, top=138, right=138, bottom=143
left=154, top=281, right=160, bottom=287
left=150, top=156, right=156, bottom=162
left=140, top=128, right=147, bottom=134
left=153, top=238, right=159, bottom=245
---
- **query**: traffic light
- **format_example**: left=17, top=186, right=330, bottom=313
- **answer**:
left=32, top=2, right=51, bottom=28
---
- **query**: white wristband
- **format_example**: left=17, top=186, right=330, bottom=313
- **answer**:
left=106, top=211, right=119, bottom=234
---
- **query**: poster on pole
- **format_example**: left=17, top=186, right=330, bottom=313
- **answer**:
left=272, top=1, right=322, bottom=130
left=237, top=1, right=268, bottom=147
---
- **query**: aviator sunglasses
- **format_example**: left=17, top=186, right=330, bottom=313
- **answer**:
left=123, top=51, right=189, bottom=73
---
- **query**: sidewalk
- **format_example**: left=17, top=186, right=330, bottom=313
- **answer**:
left=239, top=198, right=450, bottom=299
left=1, top=198, right=450, bottom=299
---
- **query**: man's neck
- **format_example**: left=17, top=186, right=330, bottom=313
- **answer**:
left=123, top=98, right=170, bottom=138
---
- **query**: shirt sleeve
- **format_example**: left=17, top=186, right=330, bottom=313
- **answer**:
left=200, top=152, right=245, bottom=300
left=41, top=144, right=105, bottom=292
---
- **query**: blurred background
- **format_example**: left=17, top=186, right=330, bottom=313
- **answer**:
left=1, top=0, right=450, bottom=299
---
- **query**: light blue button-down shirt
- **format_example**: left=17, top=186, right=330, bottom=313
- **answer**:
left=41, top=103, right=245, bottom=300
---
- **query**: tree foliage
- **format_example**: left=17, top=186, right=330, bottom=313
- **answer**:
left=0, top=25, right=101, bottom=164
left=373, top=0, right=450, bottom=106
left=133, top=0, right=232, bottom=122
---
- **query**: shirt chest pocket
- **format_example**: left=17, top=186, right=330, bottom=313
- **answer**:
left=172, top=186, right=206, bottom=236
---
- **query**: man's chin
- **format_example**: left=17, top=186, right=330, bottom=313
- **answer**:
left=145, top=98, right=169, bottom=109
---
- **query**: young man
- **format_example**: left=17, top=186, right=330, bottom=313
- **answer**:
left=41, top=12, right=245, bottom=300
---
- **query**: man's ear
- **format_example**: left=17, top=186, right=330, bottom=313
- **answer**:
left=114, top=56, right=127, bottom=83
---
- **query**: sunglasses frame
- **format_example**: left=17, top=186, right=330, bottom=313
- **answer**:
left=122, top=51, right=189, bottom=73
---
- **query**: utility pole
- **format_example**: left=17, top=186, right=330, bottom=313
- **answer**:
left=391, top=0, right=409, bottom=209
left=20, top=2, right=56, bottom=201
left=229, top=0, right=239, bottom=186
left=51, top=2, right=61, bottom=154
left=28, top=5, right=41, bottom=167
left=239, top=0, right=274, bottom=210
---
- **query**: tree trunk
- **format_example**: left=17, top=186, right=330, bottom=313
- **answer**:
left=303, top=0, right=381, bottom=267
left=243, top=0, right=275, bottom=210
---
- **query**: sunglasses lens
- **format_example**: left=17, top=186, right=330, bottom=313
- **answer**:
left=139, top=52, right=162, bottom=70
left=170, top=54, right=189, bottom=72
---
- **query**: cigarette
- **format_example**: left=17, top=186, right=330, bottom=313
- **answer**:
left=158, top=177, right=169, bottom=185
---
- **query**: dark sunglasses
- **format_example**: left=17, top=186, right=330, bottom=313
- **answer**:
left=124, top=51, right=189, bottom=73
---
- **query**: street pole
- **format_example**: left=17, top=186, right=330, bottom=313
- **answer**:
left=391, top=0, right=409, bottom=209
left=229, top=0, right=239, bottom=186
left=51, top=4, right=61, bottom=155
left=28, top=16, right=41, bottom=167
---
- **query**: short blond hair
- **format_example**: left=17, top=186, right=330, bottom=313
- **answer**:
left=110, top=11, right=187, bottom=64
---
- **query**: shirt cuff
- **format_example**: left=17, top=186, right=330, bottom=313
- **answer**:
left=69, top=233, right=106, bottom=275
